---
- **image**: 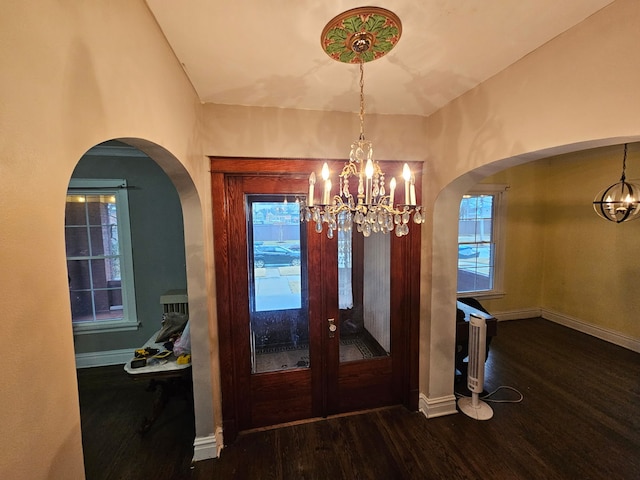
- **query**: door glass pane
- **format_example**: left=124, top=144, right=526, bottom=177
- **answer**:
left=339, top=228, right=390, bottom=363
left=247, top=197, right=309, bottom=373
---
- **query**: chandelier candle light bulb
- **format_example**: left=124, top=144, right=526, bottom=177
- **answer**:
left=410, top=175, right=417, bottom=206
left=365, top=158, right=374, bottom=205
left=325, top=179, right=332, bottom=205
left=403, top=164, right=412, bottom=205
left=389, top=177, right=396, bottom=206
left=308, top=172, right=316, bottom=207
left=322, top=163, right=331, bottom=204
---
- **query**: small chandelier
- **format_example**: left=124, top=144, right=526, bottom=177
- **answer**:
left=299, top=7, right=424, bottom=239
left=593, top=143, right=640, bottom=223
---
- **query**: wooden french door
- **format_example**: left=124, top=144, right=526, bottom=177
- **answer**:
left=212, top=158, right=420, bottom=444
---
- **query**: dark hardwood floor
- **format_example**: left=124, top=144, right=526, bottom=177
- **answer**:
left=77, top=318, right=640, bottom=479
left=77, top=364, right=195, bottom=480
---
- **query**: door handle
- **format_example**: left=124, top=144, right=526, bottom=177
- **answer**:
left=328, top=318, right=337, bottom=338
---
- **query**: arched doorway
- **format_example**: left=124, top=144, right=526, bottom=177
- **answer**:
left=68, top=138, right=217, bottom=466
left=423, top=139, right=640, bottom=417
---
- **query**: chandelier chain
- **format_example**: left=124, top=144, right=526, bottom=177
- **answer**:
left=359, top=60, right=365, bottom=141
left=621, top=143, right=628, bottom=182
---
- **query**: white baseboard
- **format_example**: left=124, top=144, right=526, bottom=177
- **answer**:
left=541, top=308, right=640, bottom=353
left=75, top=348, right=132, bottom=368
left=193, top=430, right=221, bottom=461
left=491, top=308, right=542, bottom=321
left=491, top=307, right=640, bottom=353
left=418, top=393, right=458, bottom=418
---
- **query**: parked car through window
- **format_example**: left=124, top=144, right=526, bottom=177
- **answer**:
left=253, top=245, right=301, bottom=267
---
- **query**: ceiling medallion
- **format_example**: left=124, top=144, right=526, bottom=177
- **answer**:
left=321, top=6, right=402, bottom=64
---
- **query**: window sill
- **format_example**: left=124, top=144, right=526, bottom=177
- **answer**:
left=457, top=291, right=505, bottom=301
left=73, top=319, right=140, bottom=335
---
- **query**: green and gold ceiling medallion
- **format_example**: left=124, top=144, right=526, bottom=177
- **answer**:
left=321, top=6, right=402, bottom=64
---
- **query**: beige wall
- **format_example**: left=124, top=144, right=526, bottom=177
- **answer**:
left=480, top=161, right=546, bottom=313
left=202, top=104, right=428, bottom=160
left=0, top=1, right=213, bottom=478
left=539, top=145, right=640, bottom=338
left=2, top=0, right=640, bottom=478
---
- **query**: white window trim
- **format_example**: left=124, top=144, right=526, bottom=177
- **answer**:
left=457, top=183, right=508, bottom=300
left=68, top=179, right=139, bottom=334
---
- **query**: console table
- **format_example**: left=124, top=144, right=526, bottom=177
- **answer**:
left=124, top=331, right=192, bottom=433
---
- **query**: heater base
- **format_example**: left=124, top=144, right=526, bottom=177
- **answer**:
left=458, top=396, right=494, bottom=420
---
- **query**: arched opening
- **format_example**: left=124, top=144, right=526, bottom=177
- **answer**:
left=422, top=137, right=640, bottom=415
left=68, top=138, right=216, bottom=473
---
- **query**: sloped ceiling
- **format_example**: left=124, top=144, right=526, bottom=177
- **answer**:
left=146, top=1, right=613, bottom=116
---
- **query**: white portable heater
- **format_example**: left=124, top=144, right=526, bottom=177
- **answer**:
left=457, top=313, right=494, bottom=420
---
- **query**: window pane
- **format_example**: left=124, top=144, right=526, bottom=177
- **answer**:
left=340, top=231, right=391, bottom=362
left=106, top=281, right=123, bottom=310
left=70, top=290, right=94, bottom=323
left=106, top=224, right=120, bottom=256
left=458, top=195, right=496, bottom=293
left=250, top=201, right=302, bottom=311
left=90, top=258, right=109, bottom=289
left=65, top=195, right=88, bottom=225
left=247, top=197, right=309, bottom=374
left=65, top=226, right=89, bottom=257
left=89, top=257, right=121, bottom=316
left=88, top=226, right=105, bottom=256
left=68, top=259, right=91, bottom=292
left=107, top=257, right=121, bottom=281
left=85, top=195, right=104, bottom=223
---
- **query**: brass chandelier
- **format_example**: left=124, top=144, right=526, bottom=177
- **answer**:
left=299, top=7, right=424, bottom=239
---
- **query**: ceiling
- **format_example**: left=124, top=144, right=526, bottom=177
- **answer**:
left=145, top=0, right=613, bottom=117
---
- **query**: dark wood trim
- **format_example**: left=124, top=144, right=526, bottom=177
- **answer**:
left=306, top=221, right=325, bottom=418
left=322, top=223, right=340, bottom=415
left=211, top=172, right=239, bottom=440
left=406, top=219, right=422, bottom=410
left=210, top=156, right=422, bottom=443
left=226, top=176, right=253, bottom=432
left=210, top=157, right=424, bottom=179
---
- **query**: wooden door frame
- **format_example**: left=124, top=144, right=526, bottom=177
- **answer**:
left=211, top=157, right=421, bottom=444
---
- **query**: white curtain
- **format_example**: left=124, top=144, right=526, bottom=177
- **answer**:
left=338, top=225, right=353, bottom=310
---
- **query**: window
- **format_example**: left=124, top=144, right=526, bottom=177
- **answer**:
left=457, top=185, right=507, bottom=297
left=337, top=213, right=353, bottom=310
left=66, top=179, right=138, bottom=333
left=248, top=198, right=304, bottom=312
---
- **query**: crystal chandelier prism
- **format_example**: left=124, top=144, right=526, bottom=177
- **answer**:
left=299, top=6, right=424, bottom=238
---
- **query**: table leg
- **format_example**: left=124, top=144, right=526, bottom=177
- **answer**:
left=138, top=376, right=192, bottom=434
